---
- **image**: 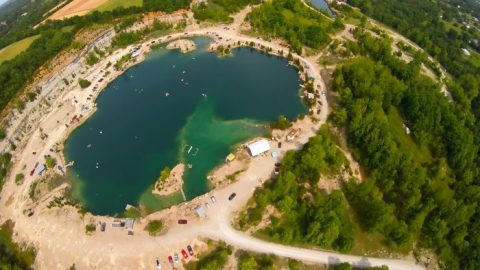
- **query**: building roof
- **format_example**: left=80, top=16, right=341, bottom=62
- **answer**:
left=125, top=218, right=134, bottom=230
left=247, top=139, right=271, bottom=157
left=194, top=205, right=205, bottom=217
left=34, top=163, right=46, bottom=175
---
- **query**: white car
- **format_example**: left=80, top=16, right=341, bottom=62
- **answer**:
left=174, top=253, right=179, bottom=264
left=210, top=195, right=217, bottom=204
left=205, top=202, right=211, bottom=209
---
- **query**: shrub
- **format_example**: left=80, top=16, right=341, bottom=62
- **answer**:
left=45, top=156, right=56, bottom=168
left=78, top=79, right=91, bottom=89
left=14, top=173, right=24, bottom=185
left=145, top=220, right=163, bottom=236
left=270, top=115, right=291, bottom=130
left=85, top=224, right=96, bottom=234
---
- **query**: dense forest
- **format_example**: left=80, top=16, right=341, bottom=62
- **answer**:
left=346, top=0, right=480, bottom=142
left=247, top=0, right=342, bottom=53
left=333, top=28, right=480, bottom=269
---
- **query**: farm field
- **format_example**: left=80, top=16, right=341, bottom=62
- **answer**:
left=0, top=35, right=40, bottom=64
left=96, top=0, right=143, bottom=12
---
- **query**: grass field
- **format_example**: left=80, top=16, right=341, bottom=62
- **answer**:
left=95, top=0, right=143, bottom=12
left=387, top=106, right=432, bottom=163
left=0, top=35, right=40, bottom=64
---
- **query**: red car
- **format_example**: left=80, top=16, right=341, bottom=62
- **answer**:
left=187, top=245, right=194, bottom=256
left=168, top=256, right=174, bottom=266
left=178, top=219, right=187, bottom=224
left=181, top=249, right=189, bottom=260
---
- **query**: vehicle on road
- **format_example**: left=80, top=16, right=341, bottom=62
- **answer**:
left=228, top=193, right=236, bottom=201
left=173, top=253, right=179, bottom=263
left=156, top=258, right=162, bottom=269
left=167, top=256, right=173, bottom=267
left=178, top=219, right=187, bottom=224
left=187, top=245, right=194, bottom=256
left=181, top=249, right=189, bottom=259
left=210, top=195, right=216, bottom=203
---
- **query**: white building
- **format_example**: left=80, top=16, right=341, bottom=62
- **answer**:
left=247, top=139, right=271, bottom=157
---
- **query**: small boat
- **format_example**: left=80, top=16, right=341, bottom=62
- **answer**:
left=187, top=145, right=193, bottom=154
left=86, top=144, right=92, bottom=148
left=202, top=93, right=207, bottom=97
left=165, top=92, right=170, bottom=96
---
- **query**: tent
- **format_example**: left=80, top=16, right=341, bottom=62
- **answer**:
left=247, top=139, right=271, bottom=157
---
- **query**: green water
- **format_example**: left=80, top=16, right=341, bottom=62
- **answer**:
left=65, top=37, right=307, bottom=215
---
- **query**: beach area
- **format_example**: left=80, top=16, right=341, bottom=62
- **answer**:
left=0, top=6, right=422, bottom=270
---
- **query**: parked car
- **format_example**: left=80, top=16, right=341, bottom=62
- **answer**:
left=205, top=202, right=211, bottom=209
left=181, top=249, right=189, bottom=259
left=156, top=258, right=162, bottom=269
left=210, top=195, right=217, bottom=203
left=178, top=219, right=188, bottom=224
left=187, top=245, right=194, bottom=256
left=168, top=256, right=173, bottom=267
left=173, top=253, right=179, bottom=263
left=228, top=193, right=237, bottom=201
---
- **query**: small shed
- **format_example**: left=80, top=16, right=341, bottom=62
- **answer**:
left=247, top=139, right=271, bottom=157
left=194, top=204, right=206, bottom=218
left=34, top=163, right=46, bottom=175
left=225, top=153, right=236, bottom=162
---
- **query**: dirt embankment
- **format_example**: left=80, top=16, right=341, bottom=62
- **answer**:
left=166, top=39, right=196, bottom=53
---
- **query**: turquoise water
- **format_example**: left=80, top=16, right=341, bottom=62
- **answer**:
left=65, top=37, right=307, bottom=215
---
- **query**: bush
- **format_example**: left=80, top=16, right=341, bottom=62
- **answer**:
left=14, top=173, right=24, bottom=185
left=78, top=79, right=91, bottom=89
left=124, top=207, right=141, bottom=219
left=145, top=220, right=163, bottom=236
left=86, top=52, right=99, bottom=66
left=85, top=224, right=96, bottom=234
left=159, top=166, right=171, bottom=181
left=44, top=156, right=56, bottom=169
left=189, top=242, right=232, bottom=270
left=270, top=115, right=291, bottom=130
